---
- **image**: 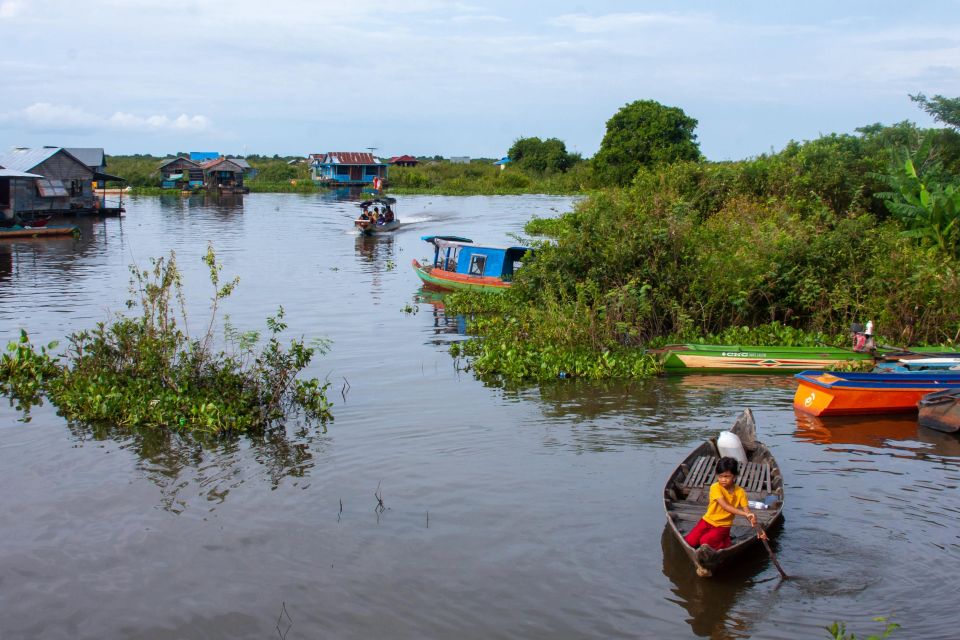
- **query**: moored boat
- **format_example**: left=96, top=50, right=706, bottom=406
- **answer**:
left=872, top=357, right=960, bottom=374
left=793, top=370, right=960, bottom=417
left=918, top=389, right=960, bottom=433
left=411, top=235, right=532, bottom=293
left=354, top=197, right=400, bottom=235
left=663, top=409, right=784, bottom=577
left=0, top=223, right=80, bottom=239
left=654, top=343, right=874, bottom=374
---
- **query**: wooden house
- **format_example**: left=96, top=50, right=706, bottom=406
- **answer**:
left=387, top=155, right=419, bottom=167
left=0, top=167, right=44, bottom=222
left=0, top=147, right=97, bottom=215
left=159, top=157, right=203, bottom=189
left=310, top=152, right=387, bottom=186
left=200, top=157, right=247, bottom=194
left=227, top=157, right=257, bottom=180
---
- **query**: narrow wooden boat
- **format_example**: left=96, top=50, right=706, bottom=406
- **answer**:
left=872, top=357, right=960, bottom=374
left=654, top=343, right=874, bottom=374
left=793, top=370, right=960, bottom=417
left=412, top=235, right=532, bottom=293
left=0, top=224, right=80, bottom=239
left=918, top=389, right=960, bottom=433
left=663, top=409, right=784, bottom=577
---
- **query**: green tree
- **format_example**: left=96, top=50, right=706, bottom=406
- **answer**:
left=507, top=137, right=580, bottom=174
left=592, top=100, right=701, bottom=186
left=910, top=93, right=960, bottom=129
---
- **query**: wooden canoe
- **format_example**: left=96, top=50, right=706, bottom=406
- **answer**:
left=918, top=388, right=960, bottom=433
left=793, top=370, right=960, bottom=417
left=663, top=409, right=784, bottom=577
left=654, top=344, right=874, bottom=374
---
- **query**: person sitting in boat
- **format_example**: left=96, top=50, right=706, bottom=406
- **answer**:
left=683, top=457, right=764, bottom=551
left=383, top=206, right=394, bottom=223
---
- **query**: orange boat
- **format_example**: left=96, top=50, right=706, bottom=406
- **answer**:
left=793, top=370, right=960, bottom=417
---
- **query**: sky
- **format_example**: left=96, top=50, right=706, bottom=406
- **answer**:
left=1, top=0, right=958, bottom=161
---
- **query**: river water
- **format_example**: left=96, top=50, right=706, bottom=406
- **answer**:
left=1, top=193, right=957, bottom=639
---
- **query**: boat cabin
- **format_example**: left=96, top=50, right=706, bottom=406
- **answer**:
left=422, top=235, right=532, bottom=281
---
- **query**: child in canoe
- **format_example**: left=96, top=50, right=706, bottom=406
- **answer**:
left=684, top=456, right=766, bottom=550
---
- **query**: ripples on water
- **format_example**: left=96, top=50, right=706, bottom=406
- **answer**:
left=0, top=194, right=958, bottom=639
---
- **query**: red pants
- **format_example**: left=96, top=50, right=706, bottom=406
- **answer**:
left=684, top=519, right=732, bottom=550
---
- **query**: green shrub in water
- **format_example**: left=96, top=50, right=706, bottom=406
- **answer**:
left=0, top=245, right=332, bottom=434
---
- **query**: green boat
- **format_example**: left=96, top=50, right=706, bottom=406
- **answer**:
left=655, top=344, right=874, bottom=374
left=655, top=343, right=960, bottom=374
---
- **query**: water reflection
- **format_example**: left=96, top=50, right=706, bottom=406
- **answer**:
left=63, top=419, right=327, bottom=513
left=794, top=412, right=960, bottom=459
left=661, top=526, right=765, bottom=639
left=415, top=288, right=466, bottom=341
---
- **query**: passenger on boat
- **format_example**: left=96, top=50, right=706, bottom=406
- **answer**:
left=683, top=457, right=762, bottom=551
left=384, top=206, right=394, bottom=223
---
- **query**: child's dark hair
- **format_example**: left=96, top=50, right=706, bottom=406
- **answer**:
left=716, top=456, right=740, bottom=475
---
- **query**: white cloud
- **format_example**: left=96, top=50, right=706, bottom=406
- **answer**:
left=0, top=1, right=23, bottom=18
left=547, top=12, right=705, bottom=34
left=2, top=103, right=211, bottom=134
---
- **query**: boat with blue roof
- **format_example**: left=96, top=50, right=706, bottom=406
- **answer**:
left=411, top=235, right=533, bottom=292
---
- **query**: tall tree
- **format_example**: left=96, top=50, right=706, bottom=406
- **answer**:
left=508, top=137, right=579, bottom=173
left=910, top=93, right=960, bottom=129
left=592, top=100, right=701, bottom=186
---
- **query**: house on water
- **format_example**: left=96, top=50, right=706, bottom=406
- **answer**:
left=310, top=152, right=387, bottom=186
left=200, top=157, right=248, bottom=194
left=387, top=155, right=419, bottom=167
left=0, top=166, right=43, bottom=223
left=0, top=147, right=117, bottom=217
left=159, top=157, right=204, bottom=190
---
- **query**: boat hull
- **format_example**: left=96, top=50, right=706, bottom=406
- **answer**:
left=658, top=344, right=873, bottom=374
left=411, top=259, right=511, bottom=292
left=918, top=389, right=960, bottom=433
left=0, top=224, right=80, bottom=239
left=663, top=409, right=784, bottom=577
left=355, top=219, right=400, bottom=235
left=793, top=371, right=960, bottom=416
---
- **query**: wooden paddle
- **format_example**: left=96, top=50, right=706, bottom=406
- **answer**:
left=754, top=524, right=789, bottom=579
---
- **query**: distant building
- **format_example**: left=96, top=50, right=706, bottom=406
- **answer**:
left=200, top=157, right=247, bottom=194
left=310, top=152, right=388, bottom=186
left=190, top=151, right=220, bottom=163
left=493, top=156, right=511, bottom=171
left=0, top=147, right=97, bottom=215
left=449, top=156, right=470, bottom=164
left=226, top=157, right=257, bottom=180
left=387, top=155, right=419, bottom=167
left=158, top=157, right=203, bottom=189
left=0, top=166, right=43, bottom=222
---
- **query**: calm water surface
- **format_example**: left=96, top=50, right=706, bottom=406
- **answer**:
left=1, top=193, right=958, bottom=639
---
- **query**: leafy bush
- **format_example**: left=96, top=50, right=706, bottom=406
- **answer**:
left=0, top=245, right=333, bottom=434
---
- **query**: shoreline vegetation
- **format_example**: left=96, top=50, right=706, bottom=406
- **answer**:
left=4, top=95, right=958, bottom=426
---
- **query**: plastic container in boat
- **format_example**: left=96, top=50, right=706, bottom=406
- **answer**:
left=717, top=431, right=747, bottom=465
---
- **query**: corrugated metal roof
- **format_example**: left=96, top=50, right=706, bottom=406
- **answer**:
left=324, top=152, right=383, bottom=165
left=0, top=168, right=43, bottom=178
left=65, top=147, right=105, bottom=168
left=227, top=157, right=251, bottom=169
left=158, top=156, right=200, bottom=170
left=201, top=158, right=242, bottom=172
left=0, top=147, right=62, bottom=172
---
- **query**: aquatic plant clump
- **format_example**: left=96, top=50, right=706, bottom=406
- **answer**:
left=0, top=245, right=333, bottom=434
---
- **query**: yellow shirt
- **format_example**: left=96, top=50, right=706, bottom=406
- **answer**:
left=702, top=482, right=747, bottom=527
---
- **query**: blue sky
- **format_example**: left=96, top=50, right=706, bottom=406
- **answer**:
left=1, top=1, right=957, bottom=160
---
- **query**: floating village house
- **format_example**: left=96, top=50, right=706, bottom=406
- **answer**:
left=0, top=146, right=118, bottom=217
left=310, top=152, right=387, bottom=186
left=0, top=166, right=42, bottom=222
left=199, top=157, right=247, bottom=194
left=387, top=155, right=419, bottom=167
left=159, top=156, right=203, bottom=190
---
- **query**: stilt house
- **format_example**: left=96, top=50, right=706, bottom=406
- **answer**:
left=310, top=152, right=387, bottom=186
left=0, top=147, right=96, bottom=215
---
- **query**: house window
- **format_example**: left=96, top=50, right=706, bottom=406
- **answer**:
left=468, top=255, right=486, bottom=276
left=70, top=180, right=83, bottom=196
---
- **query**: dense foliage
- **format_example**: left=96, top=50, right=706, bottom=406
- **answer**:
left=448, top=118, right=960, bottom=380
left=592, top=100, right=702, bottom=186
left=507, top=137, right=582, bottom=174
left=389, top=159, right=594, bottom=194
left=0, top=246, right=333, bottom=434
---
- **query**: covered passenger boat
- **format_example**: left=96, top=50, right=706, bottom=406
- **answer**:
left=793, top=370, right=960, bottom=417
left=663, top=409, right=784, bottom=577
left=354, top=197, right=400, bottom=234
left=411, top=235, right=532, bottom=292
